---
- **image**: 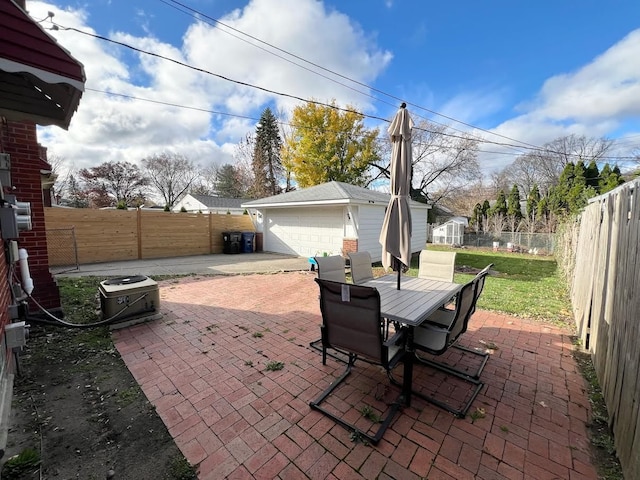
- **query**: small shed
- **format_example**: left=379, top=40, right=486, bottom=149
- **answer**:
left=432, top=217, right=468, bottom=246
left=241, top=181, right=430, bottom=261
left=172, top=194, right=248, bottom=215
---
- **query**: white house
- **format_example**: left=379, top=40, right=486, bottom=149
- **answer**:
left=241, top=181, right=430, bottom=261
left=172, top=194, right=248, bottom=215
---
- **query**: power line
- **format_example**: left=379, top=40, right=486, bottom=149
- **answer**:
left=159, top=0, right=543, bottom=150
left=51, top=22, right=638, bottom=162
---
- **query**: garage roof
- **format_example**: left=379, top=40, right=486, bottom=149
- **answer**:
left=242, top=181, right=430, bottom=209
left=0, top=0, right=85, bottom=129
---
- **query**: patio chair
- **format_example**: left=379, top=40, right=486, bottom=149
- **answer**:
left=348, top=251, right=374, bottom=284
left=411, top=279, right=484, bottom=417
left=309, top=278, right=406, bottom=444
left=310, top=255, right=347, bottom=357
left=418, top=250, right=457, bottom=282
left=314, top=255, right=346, bottom=283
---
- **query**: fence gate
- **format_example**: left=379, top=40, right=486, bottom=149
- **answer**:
left=47, top=227, right=79, bottom=272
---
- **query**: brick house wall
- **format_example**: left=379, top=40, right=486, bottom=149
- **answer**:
left=1, top=120, right=61, bottom=312
left=342, top=238, right=358, bottom=256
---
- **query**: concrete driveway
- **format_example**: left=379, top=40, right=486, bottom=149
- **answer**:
left=51, top=252, right=310, bottom=278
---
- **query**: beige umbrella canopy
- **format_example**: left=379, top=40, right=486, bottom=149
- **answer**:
left=379, top=103, right=414, bottom=289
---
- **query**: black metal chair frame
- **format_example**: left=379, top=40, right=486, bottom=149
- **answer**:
left=409, top=280, right=484, bottom=417
left=309, top=278, right=406, bottom=445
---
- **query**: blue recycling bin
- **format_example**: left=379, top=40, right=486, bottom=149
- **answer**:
left=241, top=232, right=255, bottom=253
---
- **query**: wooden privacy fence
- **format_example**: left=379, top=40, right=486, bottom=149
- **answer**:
left=570, top=178, right=640, bottom=480
left=44, top=208, right=255, bottom=266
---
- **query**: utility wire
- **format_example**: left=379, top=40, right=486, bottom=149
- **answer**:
left=50, top=22, right=638, bottom=161
left=159, top=0, right=544, bottom=150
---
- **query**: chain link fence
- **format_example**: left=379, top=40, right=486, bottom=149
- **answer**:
left=463, top=232, right=556, bottom=254
left=47, top=227, right=79, bottom=272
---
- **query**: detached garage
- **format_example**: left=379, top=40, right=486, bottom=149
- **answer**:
left=242, top=181, right=430, bottom=262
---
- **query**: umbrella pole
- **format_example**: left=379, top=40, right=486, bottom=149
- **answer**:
left=397, top=268, right=401, bottom=290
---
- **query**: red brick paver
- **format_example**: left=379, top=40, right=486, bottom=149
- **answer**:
left=112, top=272, right=599, bottom=479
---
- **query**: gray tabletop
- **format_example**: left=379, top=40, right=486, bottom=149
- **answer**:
left=363, top=275, right=461, bottom=327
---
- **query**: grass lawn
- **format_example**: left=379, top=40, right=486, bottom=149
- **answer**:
left=404, top=246, right=573, bottom=325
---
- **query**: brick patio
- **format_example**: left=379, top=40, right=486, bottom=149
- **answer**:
left=113, top=272, right=598, bottom=480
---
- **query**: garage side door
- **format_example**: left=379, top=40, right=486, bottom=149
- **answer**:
left=265, top=207, right=344, bottom=257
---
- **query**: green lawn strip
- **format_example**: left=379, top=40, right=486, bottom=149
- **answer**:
left=401, top=247, right=571, bottom=325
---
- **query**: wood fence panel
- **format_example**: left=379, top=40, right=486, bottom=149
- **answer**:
left=44, top=208, right=138, bottom=264
left=209, top=215, right=255, bottom=253
left=45, top=208, right=257, bottom=264
left=611, top=187, right=640, bottom=471
left=140, top=211, right=210, bottom=258
left=572, top=179, right=640, bottom=479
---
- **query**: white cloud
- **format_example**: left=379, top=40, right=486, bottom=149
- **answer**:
left=481, top=28, right=640, bottom=172
left=30, top=0, right=391, bottom=176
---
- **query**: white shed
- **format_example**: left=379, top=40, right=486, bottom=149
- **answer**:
left=432, top=217, right=468, bottom=245
left=242, top=181, right=430, bottom=261
left=172, top=194, right=248, bottom=215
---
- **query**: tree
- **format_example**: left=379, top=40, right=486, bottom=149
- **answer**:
left=507, top=185, right=523, bottom=220
left=599, top=163, right=625, bottom=193
left=142, top=152, right=198, bottom=208
left=471, top=203, right=483, bottom=233
left=496, top=134, right=614, bottom=196
left=66, top=174, right=89, bottom=208
left=251, top=108, right=284, bottom=198
left=491, top=190, right=508, bottom=217
left=215, top=164, right=247, bottom=198
left=526, top=184, right=541, bottom=220
left=282, top=100, right=379, bottom=187
left=79, top=161, right=149, bottom=208
left=376, top=119, right=480, bottom=205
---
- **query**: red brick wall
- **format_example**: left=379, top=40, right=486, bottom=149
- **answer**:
left=342, top=238, right=358, bottom=256
left=2, top=120, right=60, bottom=310
left=0, top=243, right=10, bottom=334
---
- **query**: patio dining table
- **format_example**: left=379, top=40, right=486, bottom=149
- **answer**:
left=361, top=274, right=462, bottom=406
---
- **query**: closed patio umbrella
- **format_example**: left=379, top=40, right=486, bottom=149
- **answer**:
left=379, top=103, right=414, bottom=290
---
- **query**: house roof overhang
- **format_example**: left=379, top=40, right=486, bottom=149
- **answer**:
left=0, top=0, right=85, bottom=129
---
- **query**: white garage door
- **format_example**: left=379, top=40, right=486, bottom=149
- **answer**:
left=264, top=207, right=344, bottom=257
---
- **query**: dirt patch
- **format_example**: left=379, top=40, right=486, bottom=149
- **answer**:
left=2, top=323, right=196, bottom=480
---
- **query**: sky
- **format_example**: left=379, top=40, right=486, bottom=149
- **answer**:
left=26, top=0, right=640, bottom=179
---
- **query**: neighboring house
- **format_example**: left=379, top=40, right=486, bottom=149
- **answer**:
left=0, top=0, right=85, bottom=454
left=432, top=217, right=468, bottom=246
left=242, top=181, right=430, bottom=261
left=172, top=194, right=248, bottom=215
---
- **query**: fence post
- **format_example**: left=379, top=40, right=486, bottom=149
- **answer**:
left=209, top=213, right=213, bottom=254
left=137, top=208, right=142, bottom=259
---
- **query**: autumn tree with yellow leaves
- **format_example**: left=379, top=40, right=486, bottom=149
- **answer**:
left=282, top=100, right=380, bottom=187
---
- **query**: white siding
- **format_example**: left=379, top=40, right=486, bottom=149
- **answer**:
left=264, top=207, right=344, bottom=257
left=355, top=204, right=428, bottom=262
left=357, top=205, right=386, bottom=262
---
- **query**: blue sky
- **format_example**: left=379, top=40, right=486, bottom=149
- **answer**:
left=29, top=0, right=640, bottom=178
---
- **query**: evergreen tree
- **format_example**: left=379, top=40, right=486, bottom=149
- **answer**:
left=507, top=184, right=523, bottom=220
left=66, top=174, right=89, bottom=208
left=481, top=200, right=491, bottom=217
left=491, top=190, right=508, bottom=216
left=548, top=162, right=574, bottom=214
left=216, top=164, right=244, bottom=198
left=471, top=203, right=483, bottom=232
left=566, top=161, right=588, bottom=214
left=599, top=163, right=625, bottom=193
left=251, top=108, right=283, bottom=198
left=585, top=160, right=600, bottom=189
left=526, top=184, right=541, bottom=219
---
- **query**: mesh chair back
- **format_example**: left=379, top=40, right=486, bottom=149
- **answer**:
left=314, top=255, right=346, bottom=283
left=315, top=278, right=383, bottom=363
left=348, top=251, right=374, bottom=284
left=449, top=280, right=477, bottom=341
left=418, top=250, right=457, bottom=282
left=470, top=263, right=493, bottom=316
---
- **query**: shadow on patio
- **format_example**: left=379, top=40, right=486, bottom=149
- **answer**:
left=113, top=272, right=598, bottom=480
